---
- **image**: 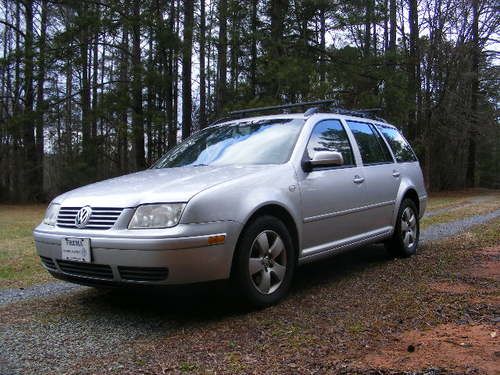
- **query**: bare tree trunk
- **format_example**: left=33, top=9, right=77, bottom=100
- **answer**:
left=92, top=16, right=99, bottom=140
left=389, top=0, right=397, bottom=52
left=216, top=0, right=227, bottom=114
left=182, top=0, right=194, bottom=140
left=199, top=0, right=207, bottom=129
left=35, top=0, right=47, bottom=197
left=65, top=60, right=73, bottom=155
left=173, top=0, right=181, bottom=138
left=230, top=2, right=239, bottom=91
left=320, top=5, right=326, bottom=83
left=383, top=0, right=388, bottom=51
left=167, top=0, right=177, bottom=149
left=268, top=0, right=288, bottom=99
left=118, top=17, right=129, bottom=173
left=146, top=35, right=154, bottom=164
left=250, top=0, right=258, bottom=96
left=23, top=0, right=36, bottom=200
left=407, top=0, right=419, bottom=141
left=466, top=0, right=479, bottom=187
left=364, top=0, right=373, bottom=57
left=131, top=0, right=144, bottom=169
left=79, top=2, right=92, bottom=167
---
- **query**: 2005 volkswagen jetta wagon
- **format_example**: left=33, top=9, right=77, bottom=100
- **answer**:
left=34, top=108, right=427, bottom=307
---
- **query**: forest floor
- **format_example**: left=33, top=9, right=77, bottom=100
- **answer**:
left=0, top=189, right=499, bottom=374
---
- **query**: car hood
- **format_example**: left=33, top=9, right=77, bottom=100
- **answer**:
left=55, top=165, right=275, bottom=208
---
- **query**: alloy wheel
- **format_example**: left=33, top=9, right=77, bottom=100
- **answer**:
left=248, top=230, right=287, bottom=295
left=401, top=206, right=417, bottom=249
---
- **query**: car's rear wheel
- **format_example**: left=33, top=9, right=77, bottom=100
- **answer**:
left=386, top=198, right=420, bottom=257
left=233, top=216, right=296, bottom=307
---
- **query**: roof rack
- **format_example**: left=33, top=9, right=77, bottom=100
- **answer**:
left=225, top=100, right=386, bottom=123
left=228, top=99, right=341, bottom=117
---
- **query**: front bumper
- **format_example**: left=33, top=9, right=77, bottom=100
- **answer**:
left=33, top=221, right=241, bottom=285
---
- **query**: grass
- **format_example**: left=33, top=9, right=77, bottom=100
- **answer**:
left=0, top=205, right=50, bottom=289
left=426, top=188, right=500, bottom=211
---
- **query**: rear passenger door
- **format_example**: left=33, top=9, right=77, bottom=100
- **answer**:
left=345, top=120, right=399, bottom=231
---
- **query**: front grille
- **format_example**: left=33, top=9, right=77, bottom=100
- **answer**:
left=57, top=260, right=114, bottom=280
left=40, top=256, right=57, bottom=271
left=57, top=207, right=124, bottom=230
left=118, top=266, right=169, bottom=282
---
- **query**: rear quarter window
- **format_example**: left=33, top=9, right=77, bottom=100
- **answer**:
left=376, top=125, right=417, bottom=163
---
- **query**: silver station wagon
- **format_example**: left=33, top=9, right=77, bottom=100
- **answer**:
left=34, top=102, right=427, bottom=307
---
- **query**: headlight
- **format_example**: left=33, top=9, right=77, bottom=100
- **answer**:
left=129, top=203, right=186, bottom=229
left=43, top=203, right=60, bottom=226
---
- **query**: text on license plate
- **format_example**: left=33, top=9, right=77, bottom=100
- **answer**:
left=61, top=237, right=91, bottom=263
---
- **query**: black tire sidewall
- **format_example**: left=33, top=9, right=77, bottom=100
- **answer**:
left=233, top=215, right=296, bottom=307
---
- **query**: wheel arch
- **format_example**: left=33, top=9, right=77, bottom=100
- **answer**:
left=230, top=203, right=300, bottom=277
left=393, top=186, right=420, bottom=226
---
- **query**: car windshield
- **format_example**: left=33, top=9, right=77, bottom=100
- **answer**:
left=154, top=118, right=305, bottom=168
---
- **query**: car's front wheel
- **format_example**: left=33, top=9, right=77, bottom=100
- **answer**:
left=233, top=215, right=296, bottom=307
left=386, top=198, right=420, bottom=257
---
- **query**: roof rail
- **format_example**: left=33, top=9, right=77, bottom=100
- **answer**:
left=228, top=99, right=341, bottom=117
left=218, top=100, right=387, bottom=123
left=330, top=108, right=386, bottom=122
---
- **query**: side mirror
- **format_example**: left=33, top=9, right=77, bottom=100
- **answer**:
left=303, top=151, right=344, bottom=172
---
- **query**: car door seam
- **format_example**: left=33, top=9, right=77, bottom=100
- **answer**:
left=303, top=200, right=395, bottom=223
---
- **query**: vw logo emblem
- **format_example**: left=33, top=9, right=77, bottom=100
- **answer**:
left=75, top=206, right=92, bottom=228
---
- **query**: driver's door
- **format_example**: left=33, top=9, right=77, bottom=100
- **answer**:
left=298, top=119, right=369, bottom=255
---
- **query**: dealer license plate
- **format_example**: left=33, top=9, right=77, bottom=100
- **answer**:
left=61, top=238, right=91, bottom=263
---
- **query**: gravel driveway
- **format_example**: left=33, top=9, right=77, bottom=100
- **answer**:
left=1, top=209, right=499, bottom=375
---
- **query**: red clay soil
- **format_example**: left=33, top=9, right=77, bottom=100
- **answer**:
left=469, top=260, right=500, bottom=280
left=362, top=323, right=499, bottom=373
left=360, top=245, right=500, bottom=374
left=429, top=281, right=475, bottom=294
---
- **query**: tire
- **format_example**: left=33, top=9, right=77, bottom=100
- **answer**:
left=232, top=215, right=296, bottom=308
left=385, top=198, right=420, bottom=258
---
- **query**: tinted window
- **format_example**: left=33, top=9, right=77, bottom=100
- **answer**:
left=377, top=125, right=417, bottom=162
left=307, top=120, right=354, bottom=166
left=347, top=121, right=393, bottom=165
left=154, top=118, right=304, bottom=168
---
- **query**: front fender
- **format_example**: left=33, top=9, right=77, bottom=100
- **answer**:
left=180, top=164, right=302, bottom=233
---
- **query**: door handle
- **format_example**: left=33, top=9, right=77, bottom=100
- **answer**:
left=353, top=175, right=365, bottom=184
left=392, top=170, right=401, bottom=178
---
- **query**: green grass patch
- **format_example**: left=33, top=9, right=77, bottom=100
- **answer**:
left=426, top=188, right=500, bottom=211
left=0, top=205, right=51, bottom=289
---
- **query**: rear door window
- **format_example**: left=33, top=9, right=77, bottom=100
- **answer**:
left=307, top=120, right=355, bottom=167
left=346, top=121, right=393, bottom=165
left=376, top=125, right=417, bottom=162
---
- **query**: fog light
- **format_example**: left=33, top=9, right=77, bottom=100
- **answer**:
left=208, top=234, right=225, bottom=246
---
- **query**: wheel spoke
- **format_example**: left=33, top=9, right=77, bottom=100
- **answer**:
left=401, top=221, right=409, bottom=232
left=268, top=237, right=284, bottom=259
left=402, top=208, right=409, bottom=222
left=255, top=232, right=269, bottom=255
left=270, top=263, right=286, bottom=281
left=403, top=231, right=411, bottom=247
left=249, top=258, right=264, bottom=275
left=258, top=270, right=271, bottom=293
left=408, top=230, right=414, bottom=243
left=408, top=214, right=416, bottom=228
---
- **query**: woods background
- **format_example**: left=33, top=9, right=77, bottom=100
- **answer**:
left=0, top=0, right=498, bottom=202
